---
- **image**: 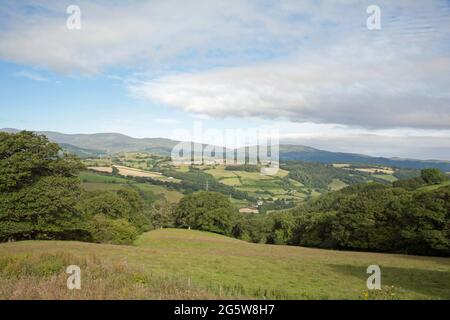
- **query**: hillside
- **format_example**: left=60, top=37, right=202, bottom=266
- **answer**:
left=279, top=144, right=450, bottom=171
left=59, top=143, right=107, bottom=158
left=0, top=128, right=178, bottom=155
left=2, top=128, right=450, bottom=171
left=0, top=229, right=449, bottom=300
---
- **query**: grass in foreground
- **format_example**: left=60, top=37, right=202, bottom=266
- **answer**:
left=0, top=229, right=449, bottom=300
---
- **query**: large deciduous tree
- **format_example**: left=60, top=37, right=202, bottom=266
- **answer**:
left=0, top=131, right=87, bottom=241
left=174, top=191, right=236, bottom=235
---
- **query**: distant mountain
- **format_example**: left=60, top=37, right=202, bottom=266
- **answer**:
left=279, top=145, right=450, bottom=171
left=1, top=128, right=178, bottom=156
left=2, top=128, right=450, bottom=171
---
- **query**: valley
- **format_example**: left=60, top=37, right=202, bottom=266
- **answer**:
left=80, top=151, right=415, bottom=213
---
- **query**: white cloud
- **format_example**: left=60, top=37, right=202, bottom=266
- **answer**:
left=129, top=47, right=450, bottom=129
left=0, top=0, right=329, bottom=73
left=282, top=132, right=450, bottom=161
left=13, top=70, right=48, bottom=81
left=1, top=0, right=450, bottom=133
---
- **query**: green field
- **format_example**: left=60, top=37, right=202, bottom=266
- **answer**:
left=328, top=179, right=348, bottom=191
left=135, top=183, right=184, bottom=203
left=79, top=171, right=183, bottom=203
left=418, top=180, right=450, bottom=191
left=0, top=229, right=448, bottom=300
left=372, top=174, right=398, bottom=183
left=205, top=166, right=307, bottom=202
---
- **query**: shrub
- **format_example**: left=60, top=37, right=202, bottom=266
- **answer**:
left=89, top=215, right=139, bottom=245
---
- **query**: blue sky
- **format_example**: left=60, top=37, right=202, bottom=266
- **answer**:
left=1, top=0, right=450, bottom=160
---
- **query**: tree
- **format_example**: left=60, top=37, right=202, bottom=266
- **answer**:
left=150, top=199, right=176, bottom=228
left=265, top=212, right=296, bottom=245
left=0, top=131, right=87, bottom=241
left=421, top=168, right=447, bottom=185
left=112, top=166, right=119, bottom=176
left=174, top=191, right=236, bottom=235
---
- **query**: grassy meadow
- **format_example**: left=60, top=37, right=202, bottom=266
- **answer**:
left=0, top=229, right=448, bottom=300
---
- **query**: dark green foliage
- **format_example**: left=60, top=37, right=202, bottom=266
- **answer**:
left=283, top=161, right=371, bottom=191
left=174, top=192, right=236, bottom=235
left=0, top=131, right=84, bottom=192
left=290, top=183, right=449, bottom=256
left=0, top=131, right=149, bottom=245
left=393, top=177, right=425, bottom=190
left=259, top=199, right=296, bottom=214
left=393, top=168, right=448, bottom=190
left=266, top=212, right=296, bottom=245
left=0, top=131, right=88, bottom=241
left=232, top=211, right=295, bottom=245
left=150, top=199, right=176, bottom=229
left=232, top=214, right=272, bottom=243
left=78, top=188, right=152, bottom=232
left=420, top=168, right=448, bottom=185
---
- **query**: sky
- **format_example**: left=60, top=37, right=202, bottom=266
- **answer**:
left=1, top=0, right=450, bottom=160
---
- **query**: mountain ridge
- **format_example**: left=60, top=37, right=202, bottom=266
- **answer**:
left=2, top=128, right=449, bottom=171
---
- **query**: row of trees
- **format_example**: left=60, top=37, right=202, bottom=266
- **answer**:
left=231, top=169, right=449, bottom=256
left=282, top=161, right=386, bottom=191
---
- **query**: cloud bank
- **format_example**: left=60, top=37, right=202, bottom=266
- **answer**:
left=1, top=0, right=450, bottom=147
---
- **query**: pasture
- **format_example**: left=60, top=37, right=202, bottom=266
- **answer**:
left=0, top=229, right=448, bottom=300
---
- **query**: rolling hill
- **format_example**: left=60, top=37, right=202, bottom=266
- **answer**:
left=58, top=143, right=107, bottom=158
left=0, top=228, right=448, bottom=300
left=0, top=128, right=178, bottom=155
left=2, top=128, right=450, bottom=171
left=279, top=145, right=450, bottom=171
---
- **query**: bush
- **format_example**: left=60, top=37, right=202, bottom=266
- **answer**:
left=89, top=215, right=138, bottom=245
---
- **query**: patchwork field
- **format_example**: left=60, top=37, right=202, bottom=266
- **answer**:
left=0, top=229, right=448, bottom=300
left=79, top=171, right=183, bottom=203
left=205, top=166, right=305, bottom=201
left=88, top=165, right=181, bottom=183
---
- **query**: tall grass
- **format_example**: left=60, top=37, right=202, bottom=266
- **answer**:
left=0, top=252, right=244, bottom=300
